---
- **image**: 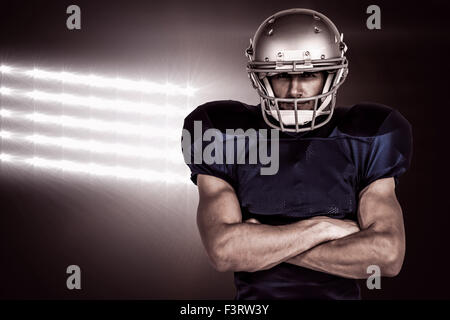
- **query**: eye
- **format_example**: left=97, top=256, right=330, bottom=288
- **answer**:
left=274, top=73, right=290, bottom=79
left=300, top=72, right=316, bottom=78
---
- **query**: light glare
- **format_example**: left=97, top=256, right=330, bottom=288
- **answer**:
left=0, top=153, right=187, bottom=184
left=0, top=65, right=12, bottom=74
left=24, top=89, right=187, bottom=117
left=26, top=156, right=186, bottom=183
left=23, top=68, right=197, bottom=96
left=25, top=134, right=183, bottom=163
left=1, top=109, right=179, bottom=140
left=0, top=86, right=12, bottom=95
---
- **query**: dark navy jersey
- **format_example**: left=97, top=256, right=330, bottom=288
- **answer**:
left=181, top=100, right=413, bottom=300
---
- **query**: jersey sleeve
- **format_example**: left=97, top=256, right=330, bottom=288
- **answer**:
left=181, top=104, right=237, bottom=188
left=359, top=109, right=413, bottom=190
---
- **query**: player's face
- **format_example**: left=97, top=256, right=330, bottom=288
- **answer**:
left=269, top=72, right=326, bottom=110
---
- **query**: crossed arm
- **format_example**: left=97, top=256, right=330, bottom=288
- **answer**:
left=284, top=177, right=405, bottom=278
left=196, top=174, right=405, bottom=278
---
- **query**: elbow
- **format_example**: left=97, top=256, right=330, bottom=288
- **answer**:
left=209, top=248, right=233, bottom=272
left=210, top=250, right=244, bottom=273
left=210, top=259, right=231, bottom=273
left=202, top=224, right=261, bottom=273
left=381, top=251, right=404, bottom=277
left=379, top=236, right=405, bottom=277
left=206, top=235, right=236, bottom=273
left=382, top=262, right=402, bottom=277
left=210, top=248, right=249, bottom=273
left=207, top=237, right=256, bottom=273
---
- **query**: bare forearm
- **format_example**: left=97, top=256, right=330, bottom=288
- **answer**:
left=218, top=220, right=333, bottom=272
left=286, top=228, right=403, bottom=279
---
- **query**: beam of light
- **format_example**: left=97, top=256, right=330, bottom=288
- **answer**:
left=0, top=130, right=12, bottom=139
left=1, top=109, right=180, bottom=140
left=0, top=87, right=12, bottom=95
left=0, top=153, right=12, bottom=162
left=0, top=65, right=12, bottom=74
left=0, top=131, right=183, bottom=163
left=0, top=65, right=197, bottom=96
left=26, top=89, right=188, bottom=117
left=0, top=153, right=187, bottom=184
left=0, top=109, right=12, bottom=117
left=0, top=87, right=189, bottom=118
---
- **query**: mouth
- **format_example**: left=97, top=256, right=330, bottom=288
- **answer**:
left=278, top=101, right=314, bottom=111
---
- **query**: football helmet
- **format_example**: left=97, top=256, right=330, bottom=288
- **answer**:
left=245, top=8, right=349, bottom=132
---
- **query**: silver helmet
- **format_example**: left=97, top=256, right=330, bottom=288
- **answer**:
left=245, top=8, right=349, bottom=132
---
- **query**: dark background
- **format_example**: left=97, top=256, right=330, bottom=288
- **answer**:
left=1, top=0, right=449, bottom=299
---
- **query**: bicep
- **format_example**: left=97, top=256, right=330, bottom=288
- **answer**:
left=358, top=177, right=404, bottom=235
left=196, top=174, right=242, bottom=248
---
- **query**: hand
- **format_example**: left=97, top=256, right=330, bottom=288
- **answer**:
left=308, top=216, right=360, bottom=241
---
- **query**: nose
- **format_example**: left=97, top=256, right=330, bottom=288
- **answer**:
left=289, top=76, right=304, bottom=98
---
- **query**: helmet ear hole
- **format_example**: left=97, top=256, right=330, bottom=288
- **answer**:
left=245, top=38, right=254, bottom=59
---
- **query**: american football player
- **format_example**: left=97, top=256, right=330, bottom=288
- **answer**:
left=181, top=8, right=412, bottom=299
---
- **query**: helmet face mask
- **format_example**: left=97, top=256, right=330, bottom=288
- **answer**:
left=245, top=8, right=349, bottom=132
